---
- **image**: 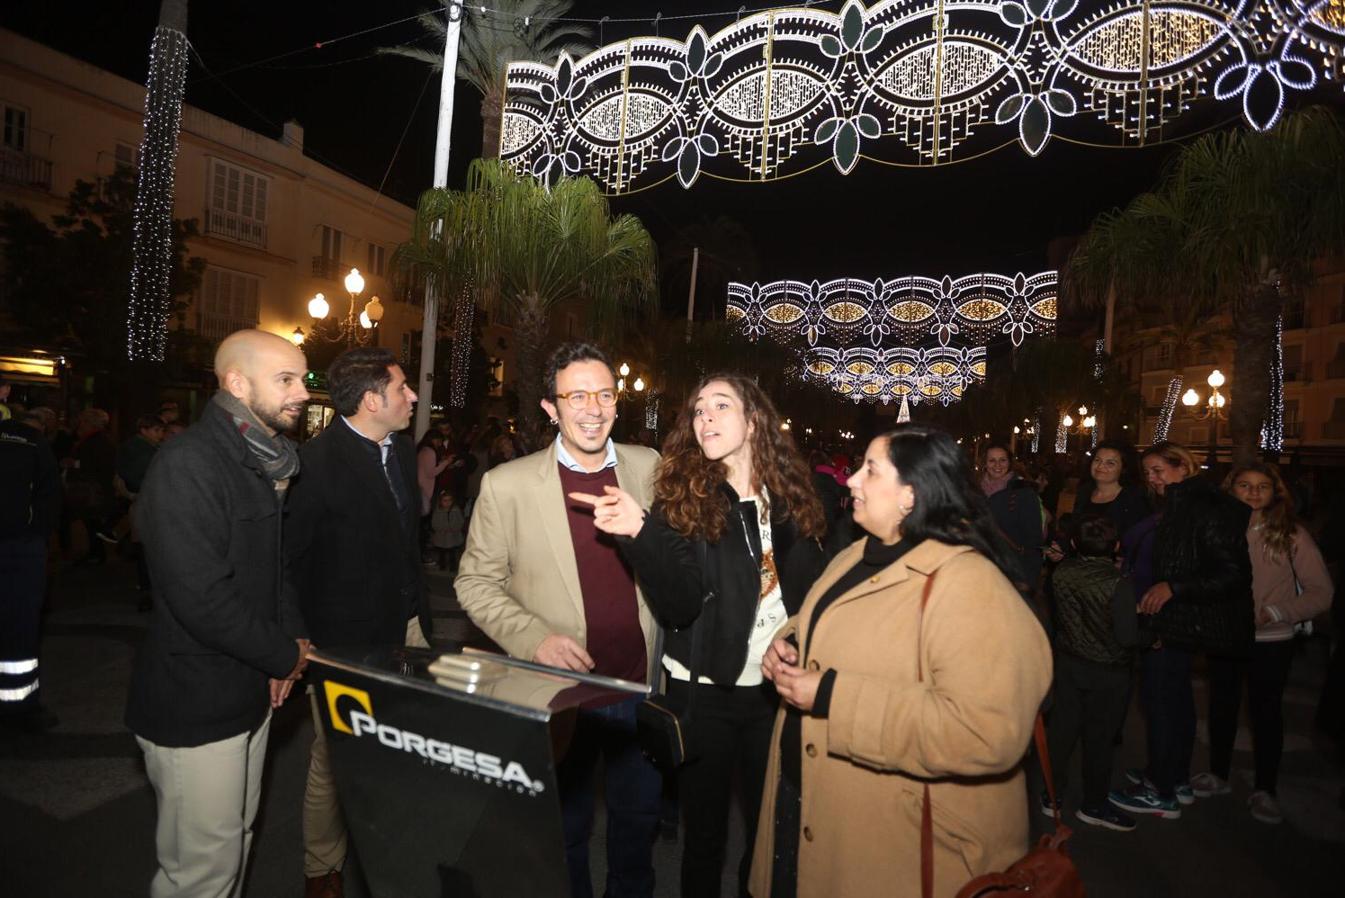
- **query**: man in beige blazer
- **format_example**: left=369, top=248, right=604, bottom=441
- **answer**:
left=456, top=341, right=661, bottom=898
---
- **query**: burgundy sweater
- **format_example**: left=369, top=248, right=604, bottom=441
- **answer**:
left=558, top=464, right=646, bottom=683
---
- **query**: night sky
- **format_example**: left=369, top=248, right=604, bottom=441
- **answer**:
left=5, top=1, right=1341, bottom=300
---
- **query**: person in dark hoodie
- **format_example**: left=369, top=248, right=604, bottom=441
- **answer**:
left=980, top=442, right=1046, bottom=595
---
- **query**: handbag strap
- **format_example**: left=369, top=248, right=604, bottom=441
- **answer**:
left=918, top=572, right=1061, bottom=898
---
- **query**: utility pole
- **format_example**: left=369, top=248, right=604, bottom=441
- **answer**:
left=414, top=1, right=464, bottom=440
left=685, top=246, right=700, bottom=344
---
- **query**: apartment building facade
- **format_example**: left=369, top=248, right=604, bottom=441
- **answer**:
left=0, top=29, right=433, bottom=409
left=1111, top=257, right=1345, bottom=460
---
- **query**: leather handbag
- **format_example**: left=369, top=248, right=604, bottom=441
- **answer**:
left=915, top=572, right=1086, bottom=898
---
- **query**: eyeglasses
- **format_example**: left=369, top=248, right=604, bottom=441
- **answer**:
left=555, top=389, right=618, bottom=409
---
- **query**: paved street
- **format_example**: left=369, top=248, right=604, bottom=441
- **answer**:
left=3, top=555, right=1345, bottom=897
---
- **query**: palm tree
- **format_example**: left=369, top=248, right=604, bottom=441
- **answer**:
left=1178, top=108, right=1345, bottom=464
left=1069, top=107, right=1345, bottom=464
left=395, top=158, right=657, bottom=446
left=380, top=1, right=591, bottom=158
left=1068, top=167, right=1224, bottom=442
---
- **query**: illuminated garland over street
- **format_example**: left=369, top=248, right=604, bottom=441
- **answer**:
left=799, top=344, right=988, bottom=404
left=127, top=13, right=188, bottom=362
left=501, top=0, right=1345, bottom=193
left=727, top=271, right=1057, bottom=348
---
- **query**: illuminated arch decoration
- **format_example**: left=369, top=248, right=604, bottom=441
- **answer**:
left=800, top=344, right=989, bottom=405
left=726, top=271, right=1057, bottom=348
left=501, top=0, right=1345, bottom=193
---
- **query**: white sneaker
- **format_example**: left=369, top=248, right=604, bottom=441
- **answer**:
left=1190, top=772, right=1231, bottom=798
left=1248, top=790, right=1283, bottom=825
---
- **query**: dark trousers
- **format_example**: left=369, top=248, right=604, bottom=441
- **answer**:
left=558, top=694, right=662, bottom=898
left=1139, top=646, right=1195, bottom=798
left=1046, top=652, right=1132, bottom=808
left=433, top=547, right=461, bottom=572
left=666, top=678, right=777, bottom=898
left=1208, top=640, right=1296, bottom=794
left=0, top=537, right=47, bottom=712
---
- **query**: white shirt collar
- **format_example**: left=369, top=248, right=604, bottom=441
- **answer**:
left=342, top=415, right=393, bottom=461
left=554, top=433, right=618, bottom=472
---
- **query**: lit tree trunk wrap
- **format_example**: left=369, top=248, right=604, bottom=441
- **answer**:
left=1231, top=278, right=1280, bottom=467
left=127, top=0, right=188, bottom=362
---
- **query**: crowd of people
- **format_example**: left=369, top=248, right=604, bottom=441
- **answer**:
left=1, top=335, right=1342, bottom=898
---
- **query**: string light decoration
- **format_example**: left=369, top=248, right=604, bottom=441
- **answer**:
left=727, top=271, right=1057, bottom=348
left=1261, top=312, right=1285, bottom=451
left=645, top=391, right=660, bottom=431
left=1055, top=414, right=1068, bottom=455
left=127, top=14, right=189, bottom=362
left=798, top=345, right=987, bottom=405
left=1031, top=413, right=1041, bottom=454
left=500, top=0, right=1345, bottom=193
left=449, top=282, right=474, bottom=408
left=1153, top=376, right=1183, bottom=442
left=896, top=393, right=910, bottom=423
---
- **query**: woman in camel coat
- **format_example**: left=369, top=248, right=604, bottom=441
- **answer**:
left=753, top=426, right=1053, bottom=898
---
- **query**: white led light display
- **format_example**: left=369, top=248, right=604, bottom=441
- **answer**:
left=127, top=25, right=188, bottom=361
left=500, top=0, right=1345, bottom=193
left=727, top=272, right=1057, bottom=349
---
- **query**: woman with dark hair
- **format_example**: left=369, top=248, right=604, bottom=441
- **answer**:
left=1192, top=463, right=1333, bottom=824
left=574, top=373, right=827, bottom=898
left=749, top=425, right=1052, bottom=898
left=1109, top=441, right=1253, bottom=821
left=980, top=442, right=1047, bottom=593
left=1073, top=440, right=1149, bottom=539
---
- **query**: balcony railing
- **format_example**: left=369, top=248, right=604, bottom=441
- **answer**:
left=312, top=256, right=345, bottom=281
left=0, top=148, right=53, bottom=190
left=1327, top=359, right=1345, bottom=380
left=204, top=207, right=267, bottom=248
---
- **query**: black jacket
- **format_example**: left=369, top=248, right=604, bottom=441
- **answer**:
left=1150, top=476, right=1254, bottom=655
left=0, top=419, right=60, bottom=539
left=125, top=402, right=305, bottom=747
left=620, top=485, right=827, bottom=687
left=286, top=419, right=424, bottom=649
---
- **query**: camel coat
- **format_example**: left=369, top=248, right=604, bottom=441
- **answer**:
left=748, top=538, right=1053, bottom=898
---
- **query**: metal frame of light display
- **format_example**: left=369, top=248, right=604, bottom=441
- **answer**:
left=501, top=0, right=1345, bottom=192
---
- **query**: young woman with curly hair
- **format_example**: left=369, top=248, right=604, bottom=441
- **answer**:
left=572, top=372, right=827, bottom=898
left=1191, top=463, right=1333, bottom=824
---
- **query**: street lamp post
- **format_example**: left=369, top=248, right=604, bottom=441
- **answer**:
left=307, top=269, right=382, bottom=348
left=1182, top=369, right=1229, bottom=469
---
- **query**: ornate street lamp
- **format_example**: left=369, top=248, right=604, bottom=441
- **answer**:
left=1182, top=369, right=1229, bottom=468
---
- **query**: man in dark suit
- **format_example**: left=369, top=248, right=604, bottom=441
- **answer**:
left=126, top=329, right=311, bottom=898
left=286, top=346, right=426, bottom=898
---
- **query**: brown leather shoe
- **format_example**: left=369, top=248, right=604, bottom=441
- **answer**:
left=304, top=871, right=343, bottom=898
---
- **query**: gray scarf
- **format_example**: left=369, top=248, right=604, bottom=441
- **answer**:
left=211, top=391, right=301, bottom=483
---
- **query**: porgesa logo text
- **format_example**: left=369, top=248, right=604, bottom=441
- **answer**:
left=324, top=681, right=544, bottom=795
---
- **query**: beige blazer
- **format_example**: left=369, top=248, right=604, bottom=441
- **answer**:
left=454, top=441, right=662, bottom=682
left=748, top=539, right=1053, bottom=898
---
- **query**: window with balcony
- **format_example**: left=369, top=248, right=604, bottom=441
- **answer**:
left=1284, top=399, right=1301, bottom=440
left=1325, top=399, right=1345, bottom=440
left=313, top=226, right=345, bottom=280
left=366, top=242, right=386, bottom=277
left=1329, top=343, right=1345, bottom=380
left=1142, top=343, right=1174, bottom=370
left=198, top=267, right=260, bottom=344
left=1283, top=343, right=1304, bottom=381
left=0, top=104, right=51, bottom=190
left=205, top=159, right=268, bottom=248
left=3, top=105, right=28, bottom=152
left=115, top=142, right=139, bottom=171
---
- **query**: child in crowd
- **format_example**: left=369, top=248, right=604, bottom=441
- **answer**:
left=1046, top=513, right=1142, bottom=832
left=429, top=488, right=466, bottom=573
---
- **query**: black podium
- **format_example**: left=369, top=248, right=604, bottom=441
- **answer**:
left=308, top=645, right=648, bottom=898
